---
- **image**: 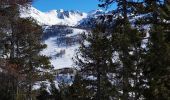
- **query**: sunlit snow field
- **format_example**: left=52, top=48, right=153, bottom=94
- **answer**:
left=41, top=28, right=86, bottom=69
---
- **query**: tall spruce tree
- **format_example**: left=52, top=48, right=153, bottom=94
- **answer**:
left=98, top=0, right=146, bottom=99
left=14, top=18, right=52, bottom=100
left=139, top=1, right=170, bottom=99
left=0, top=1, right=53, bottom=99
left=74, top=24, right=115, bottom=100
left=49, top=81, right=63, bottom=100
left=0, top=2, right=29, bottom=99
left=99, top=0, right=170, bottom=99
left=66, top=73, right=91, bottom=100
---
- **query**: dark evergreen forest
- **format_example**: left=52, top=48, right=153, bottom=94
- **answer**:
left=0, top=0, right=169, bottom=100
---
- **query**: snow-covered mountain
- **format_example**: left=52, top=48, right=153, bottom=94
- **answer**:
left=20, top=6, right=105, bottom=70
left=20, top=5, right=88, bottom=26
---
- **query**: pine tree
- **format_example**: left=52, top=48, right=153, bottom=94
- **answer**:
left=14, top=18, right=52, bottom=99
left=49, top=81, right=63, bottom=100
left=37, top=83, right=50, bottom=100
left=140, top=1, right=170, bottom=99
left=98, top=0, right=146, bottom=99
left=0, top=1, right=32, bottom=99
left=65, top=73, right=93, bottom=100
left=0, top=1, right=53, bottom=99
left=98, top=0, right=170, bottom=99
left=74, top=24, right=115, bottom=100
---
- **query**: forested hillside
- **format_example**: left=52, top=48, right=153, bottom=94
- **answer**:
left=0, top=0, right=169, bottom=100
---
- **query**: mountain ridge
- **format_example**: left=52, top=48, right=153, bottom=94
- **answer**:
left=20, top=5, right=88, bottom=26
left=20, top=5, right=106, bottom=26
left=19, top=5, right=106, bottom=69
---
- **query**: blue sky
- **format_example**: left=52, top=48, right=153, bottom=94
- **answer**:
left=33, top=0, right=116, bottom=12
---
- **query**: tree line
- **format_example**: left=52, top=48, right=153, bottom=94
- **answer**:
left=0, top=0, right=170, bottom=100
left=72, top=0, right=170, bottom=100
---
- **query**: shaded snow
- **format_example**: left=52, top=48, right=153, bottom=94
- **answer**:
left=66, top=28, right=85, bottom=37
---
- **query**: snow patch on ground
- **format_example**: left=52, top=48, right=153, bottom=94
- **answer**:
left=41, top=28, right=86, bottom=69
left=66, top=28, right=85, bottom=37
left=41, top=37, right=79, bottom=69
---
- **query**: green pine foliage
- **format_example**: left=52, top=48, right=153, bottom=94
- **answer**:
left=74, top=24, right=115, bottom=100
left=96, top=0, right=170, bottom=99
left=0, top=0, right=169, bottom=100
left=49, top=81, right=63, bottom=100
left=0, top=2, right=53, bottom=99
left=142, top=1, right=170, bottom=100
left=36, top=83, right=50, bottom=100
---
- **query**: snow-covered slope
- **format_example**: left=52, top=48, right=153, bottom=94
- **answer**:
left=19, top=6, right=101, bottom=69
left=20, top=5, right=87, bottom=26
left=41, top=26, right=87, bottom=69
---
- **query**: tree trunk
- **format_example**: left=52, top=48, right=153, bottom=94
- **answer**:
left=96, top=64, right=101, bottom=100
left=122, top=0, right=129, bottom=99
